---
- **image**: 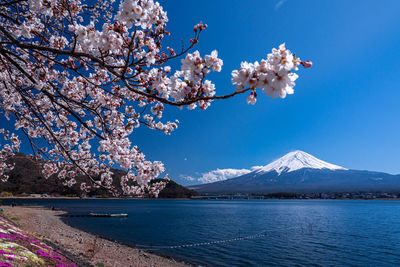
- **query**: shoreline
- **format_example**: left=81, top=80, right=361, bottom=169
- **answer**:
left=2, top=205, right=192, bottom=267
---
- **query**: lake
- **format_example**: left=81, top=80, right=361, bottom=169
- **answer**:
left=2, top=199, right=400, bottom=266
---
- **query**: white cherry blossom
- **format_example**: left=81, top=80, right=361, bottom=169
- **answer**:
left=231, top=43, right=309, bottom=102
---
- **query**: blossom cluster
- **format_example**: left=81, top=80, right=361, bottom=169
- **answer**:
left=0, top=0, right=310, bottom=196
left=232, top=43, right=312, bottom=104
left=0, top=130, right=20, bottom=182
left=169, top=50, right=222, bottom=110
left=116, top=0, right=168, bottom=29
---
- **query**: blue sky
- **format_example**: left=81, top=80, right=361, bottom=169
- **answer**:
left=134, top=0, right=400, bottom=185
left=10, top=0, right=400, bottom=185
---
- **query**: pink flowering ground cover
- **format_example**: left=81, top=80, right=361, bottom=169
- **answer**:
left=0, top=217, right=76, bottom=266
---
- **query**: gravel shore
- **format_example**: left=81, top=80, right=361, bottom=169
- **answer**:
left=3, top=206, right=191, bottom=267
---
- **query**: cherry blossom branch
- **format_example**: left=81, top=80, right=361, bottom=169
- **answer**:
left=0, top=0, right=311, bottom=196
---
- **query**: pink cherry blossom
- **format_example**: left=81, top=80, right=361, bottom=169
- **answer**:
left=0, top=0, right=310, bottom=196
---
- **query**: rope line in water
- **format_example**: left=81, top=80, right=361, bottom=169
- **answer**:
left=136, top=226, right=300, bottom=250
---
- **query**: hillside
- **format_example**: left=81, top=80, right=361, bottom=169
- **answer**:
left=0, top=153, right=197, bottom=198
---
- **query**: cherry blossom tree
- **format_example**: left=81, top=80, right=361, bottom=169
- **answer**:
left=0, top=0, right=311, bottom=196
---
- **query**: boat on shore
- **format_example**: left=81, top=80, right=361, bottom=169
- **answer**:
left=89, top=213, right=128, bottom=217
left=62, top=213, right=129, bottom=217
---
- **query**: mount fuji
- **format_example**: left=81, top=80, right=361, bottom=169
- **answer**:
left=188, top=151, right=400, bottom=194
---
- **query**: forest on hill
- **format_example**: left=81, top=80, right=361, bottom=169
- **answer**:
left=0, top=153, right=198, bottom=198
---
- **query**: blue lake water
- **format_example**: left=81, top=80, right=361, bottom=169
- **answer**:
left=2, top=199, right=400, bottom=266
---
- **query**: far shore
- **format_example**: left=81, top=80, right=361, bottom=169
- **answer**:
left=0, top=195, right=399, bottom=200
left=1, top=205, right=192, bottom=267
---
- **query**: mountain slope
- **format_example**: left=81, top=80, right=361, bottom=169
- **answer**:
left=255, top=150, right=347, bottom=174
left=189, top=151, right=400, bottom=194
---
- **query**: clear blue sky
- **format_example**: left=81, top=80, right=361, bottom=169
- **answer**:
left=136, top=0, right=400, bottom=185
left=13, top=0, right=400, bottom=185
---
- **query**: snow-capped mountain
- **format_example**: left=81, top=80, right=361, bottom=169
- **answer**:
left=254, top=150, right=347, bottom=175
left=189, top=151, right=400, bottom=194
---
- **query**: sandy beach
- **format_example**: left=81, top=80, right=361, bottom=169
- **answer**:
left=2, top=206, right=191, bottom=267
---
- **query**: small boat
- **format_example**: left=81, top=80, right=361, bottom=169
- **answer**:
left=89, top=213, right=128, bottom=217
left=110, top=213, right=128, bottom=217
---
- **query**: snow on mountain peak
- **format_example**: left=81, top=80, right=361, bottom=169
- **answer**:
left=255, top=150, right=347, bottom=175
